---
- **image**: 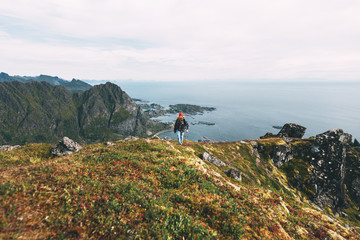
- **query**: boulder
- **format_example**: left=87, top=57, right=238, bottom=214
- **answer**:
left=52, top=137, right=82, bottom=156
left=271, top=144, right=293, bottom=168
left=106, top=142, right=115, bottom=146
left=0, top=145, right=20, bottom=151
left=224, top=168, right=242, bottom=181
left=202, top=152, right=226, bottom=167
left=124, top=136, right=139, bottom=141
left=278, top=123, right=306, bottom=138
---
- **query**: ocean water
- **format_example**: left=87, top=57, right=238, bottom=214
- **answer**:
left=116, top=81, right=360, bottom=142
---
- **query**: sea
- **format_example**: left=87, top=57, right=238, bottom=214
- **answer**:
left=115, top=81, right=360, bottom=142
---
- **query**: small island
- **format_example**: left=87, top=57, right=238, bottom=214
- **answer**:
left=135, top=101, right=216, bottom=118
left=191, top=121, right=215, bottom=126
left=168, top=104, right=216, bottom=115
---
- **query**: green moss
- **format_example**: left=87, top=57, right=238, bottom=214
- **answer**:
left=111, top=107, right=131, bottom=124
left=280, top=158, right=314, bottom=197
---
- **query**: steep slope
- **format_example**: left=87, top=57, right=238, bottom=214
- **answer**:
left=0, top=81, right=167, bottom=145
left=0, top=81, right=79, bottom=144
left=258, top=129, right=360, bottom=216
left=74, top=82, right=166, bottom=142
left=0, top=137, right=359, bottom=239
left=0, top=72, right=92, bottom=93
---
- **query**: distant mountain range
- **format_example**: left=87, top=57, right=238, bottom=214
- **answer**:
left=0, top=81, right=167, bottom=144
left=0, top=72, right=92, bottom=93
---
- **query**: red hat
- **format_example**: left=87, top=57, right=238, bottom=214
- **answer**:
left=179, top=112, right=183, bottom=117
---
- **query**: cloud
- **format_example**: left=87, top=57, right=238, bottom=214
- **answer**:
left=0, top=0, right=359, bottom=81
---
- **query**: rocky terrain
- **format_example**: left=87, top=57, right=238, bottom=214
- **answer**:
left=0, top=81, right=167, bottom=145
left=0, top=124, right=359, bottom=239
left=0, top=72, right=92, bottom=93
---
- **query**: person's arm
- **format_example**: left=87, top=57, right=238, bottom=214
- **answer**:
left=184, top=119, right=189, bottom=131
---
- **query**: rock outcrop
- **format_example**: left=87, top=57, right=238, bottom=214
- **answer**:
left=307, top=129, right=351, bottom=211
left=52, top=137, right=82, bottom=156
left=278, top=123, right=306, bottom=138
left=0, top=145, right=20, bottom=151
left=260, top=123, right=306, bottom=139
left=271, top=144, right=293, bottom=168
left=268, top=128, right=359, bottom=213
left=202, top=152, right=226, bottom=166
left=224, top=168, right=242, bottom=181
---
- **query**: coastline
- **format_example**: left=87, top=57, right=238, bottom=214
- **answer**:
left=153, top=128, right=173, bottom=137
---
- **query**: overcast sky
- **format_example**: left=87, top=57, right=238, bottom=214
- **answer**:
left=0, top=0, right=359, bottom=81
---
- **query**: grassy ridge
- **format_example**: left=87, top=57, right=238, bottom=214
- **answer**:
left=1, top=139, right=359, bottom=239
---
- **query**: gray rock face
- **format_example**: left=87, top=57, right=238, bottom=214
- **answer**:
left=225, top=168, right=242, bottom=181
left=315, top=129, right=352, bottom=144
left=271, top=144, right=293, bottom=168
left=268, top=127, right=360, bottom=213
left=307, top=129, right=352, bottom=211
left=52, top=137, right=82, bottom=156
left=278, top=123, right=306, bottom=138
left=350, top=178, right=360, bottom=206
left=202, top=152, right=226, bottom=166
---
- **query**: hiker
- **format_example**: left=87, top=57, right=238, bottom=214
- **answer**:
left=174, top=112, right=189, bottom=145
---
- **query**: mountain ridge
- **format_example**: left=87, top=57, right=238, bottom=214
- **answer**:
left=0, top=72, right=92, bottom=93
left=0, top=81, right=167, bottom=145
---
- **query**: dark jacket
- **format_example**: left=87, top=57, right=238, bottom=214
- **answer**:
left=174, top=117, right=189, bottom=133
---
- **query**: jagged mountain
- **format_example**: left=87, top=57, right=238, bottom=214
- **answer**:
left=0, top=81, right=167, bottom=144
left=74, top=82, right=164, bottom=142
left=0, top=72, right=92, bottom=93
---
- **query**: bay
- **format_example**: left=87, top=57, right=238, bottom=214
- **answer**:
left=116, top=81, right=360, bottom=142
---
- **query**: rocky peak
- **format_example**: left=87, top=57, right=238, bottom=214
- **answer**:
left=75, top=82, right=156, bottom=142
left=315, top=129, right=352, bottom=144
left=0, top=72, right=11, bottom=80
left=260, top=123, right=306, bottom=139
left=278, top=123, right=306, bottom=138
left=0, top=81, right=166, bottom=145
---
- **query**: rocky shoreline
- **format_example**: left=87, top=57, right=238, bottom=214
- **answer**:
left=134, top=100, right=216, bottom=118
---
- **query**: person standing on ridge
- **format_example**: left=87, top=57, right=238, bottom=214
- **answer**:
left=174, top=112, right=189, bottom=145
